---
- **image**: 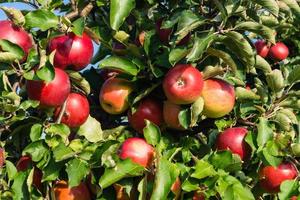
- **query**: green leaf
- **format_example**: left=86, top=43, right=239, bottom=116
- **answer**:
left=67, top=70, right=91, bottom=95
left=150, top=158, right=180, bottom=200
left=254, top=55, right=272, bottom=74
left=143, top=120, right=161, bottom=146
left=266, top=69, right=285, bottom=92
left=207, top=48, right=237, bottom=73
left=25, top=9, right=59, bottom=31
left=279, top=180, right=299, bottom=200
left=66, top=158, right=90, bottom=187
left=12, top=171, right=29, bottom=200
left=29, top=124, right=43, bottom=142
left=45, top=124, right=70, bottom=142
left=99, top=159, right=144, bottom=189
left=190, top=97, right=204, bottom=127
left=36, top=60, right=55, bottom=83
left=287, top=66, right=300, bottom=84
left=6, top=160, right=17, bottom=181
left=253, top=0, right=279, bottom=16
left=0, top=39, right=24, bottom=62
left=191, top=160, right=216, bottom=179
left=22, top=140, right=49, bottom=163
left=72, top=17, right=85, bottom=36
left=77, top=115, right=103, bottom=143
left=110, top=0, right=135, bottom=30
left=42, top=158, right=64, bottom=182
left=262, top=147, right=282, bottom=166
left=235, top=87, right=260, bottom=100
left=53, top=143, right=75, bottom=162
left=178, top=108, right=191, bottom=129
left=19, top=100, right=39, bottom=110
left=281, top=0, right=300, bottom=18
left=0, top=6, right=25, bottom=26
left=169, top=47, right=188, bottom=66
left=257, top=117, right=273, bottom=147
left=209, top=151, right=242, bottom=172
left=213, top=0, right=228, bottom=20
left=99, top=56, right=139, bottom=76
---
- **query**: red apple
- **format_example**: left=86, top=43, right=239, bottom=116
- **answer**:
left=0, top=148, right=4, bottom=168
left=53, top=180, right=91, bottom=200
left=26, top=68, right=71, bottom=107
left=259, top=162, right=298, bottom=193
left=291, top=196, right=299, bottom=200
left=119, top=137, right=154, bottom=167
left=156, top=19, right=172, bottom=43
left=255, top=40, right=270, bottom=58
left=128, top=98, right=163, bottom=134
left=177, top=33, right=191, bottom=46
left=216, top=127, right=251, bottom=160
left=193, top=191, right=205, bottom=200
left=54, top=93, right=90, bottom=128
left=16, top=156, right=43, bottom=190
left=268, top=42, right=289, bottom=61
left=171, top=177, right=181, bottom=199
left=0, top=20, right=33, bottom=58
left=163, top=101, right=184, bottom=130
left=163, top=64, right=204, bottom=104
left=48, top=32, right=93, bottom=71
left=99, top=78, right=133, bottom=114
left=201, top=78, right=235, bottom=118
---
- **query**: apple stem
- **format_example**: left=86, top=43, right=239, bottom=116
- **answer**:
left=56, top=100, right=67, bottom=124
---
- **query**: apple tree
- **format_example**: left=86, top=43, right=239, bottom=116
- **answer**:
left=0, top=0, right=300, bottom=199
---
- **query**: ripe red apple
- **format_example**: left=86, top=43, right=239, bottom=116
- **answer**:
left=48, top=32, right=93, bottom=71
left=156, top=19, right=172, bottom=43
left=128, top=98, right=163, bottom=134
left=119, top=137, right=154, bottom=167
left=53, top=180, right=91, bottom=200
left=268, top=42, right=289, bottom=61
left=201, top=78, right=235, bottom=118
left=0, top=148, right=4, bottom=168
left=216, top=127, right=251, bottom=161
left=54, top=93, right=90, bottom=128
left=163, top=101, right=184, bottom=130
left=99, top=78, right=133, bottom=114
left=26, top=68, right=71, bottom=107
left=16, top=156, right=43, bottom=190
left=255, top=40, right=270, bottom=58
left=0, top=20, right=33, bottom=58
left=291, top=196, right=299, bottom=200
left=163, top=64, right=204, bottom=104
left=171, top=177, right=181, bottom=199
left=259, top=162, right=298, bottom=193
left=193, top=191, right=205, bottom=200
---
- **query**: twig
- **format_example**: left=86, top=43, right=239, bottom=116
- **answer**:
left=55, top=100, right=67, bottom=124
left=65, top=2, right=94, bottom=20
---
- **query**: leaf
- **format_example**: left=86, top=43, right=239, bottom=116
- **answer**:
left=66, top=158, right=90, bottom=187
left=99, top=56, right=139, bottom=76
left=202, top=65, right=225, bottom=79
left=190, top=97, right=204, bottom=127
left=187, top=33, right=216, bottom=62
left=191, top=160, right=216, bottom=179
left=0, top=6, right=25, bottom=26
left=287, top=66, right=300, bottom=84
left=213, top=0, right=228, bottom=20
left=150, top=158, right=180, bottom=200
left=169, top=47, right=188, bottom=66
left=178, top=108, right=191, bottom=129
left=256, top=117, right=273, bottom=147
left=6, top=160, right=17, bottom=181
left=42, top=158, right=64, bottom=182
left=281, top=0, right=300, bottom=18
left=253, top=0, right=279, bottom=16
left=45, top=124, right=70, bottom=142
left=77, top=116, right=103, bottom=143
left=29, top=124, right=43, bottom=142
left=209, top=151, right=242, bottom=172
left=53, top=143, right=75, bottom=162
left=207, top=48, right=237, bottom=73
left=67, top=70, right=91, bottom=95
left=25, top=9, right=58, bottom=31
left=262, top=147, right=282, bottom=166
left=22, top=140, right=49, bottom=163
left=235, top=87, right=260, bottom=100
left=12, top=171, right=29, bottom=200
left=36, top=60, right=55, bottom=83
left=278, top=180, right=299, bottom=200
left=0, top=39, right=24, bottom=62
left=72, top=17, right=85, bottom=36
left=266, top=69, right=285, bottom=92
left=99, top=159, right=144, bottom=189
left=254, top=55, right=272, bottom=73
left=110, top=0, right=135, bottom=30
left=143, top=120, right=161, bottom=146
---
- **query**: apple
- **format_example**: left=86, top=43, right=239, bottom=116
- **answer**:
left=259, top=162, right=298, bottom=193
left=128, top=98, right=163, bottom=134
left=48, top=32, right=93, bottom=71
left=255, top=40, right=270, bottom=58
left=138, top=31, right=145, bottom=46
left=0, top=20, right=33, bottom=59
left=26, top=68, right=71, bottom=107
left=0, top=148, right=4, bottom=168
left=99, top=78, right=133, bottom=114
left=16, top=156, right=43, bottom=190
left=193, top=191, right=205, bottom=200
left=291, top=196, right=299, bottom=200
left=163, top=64, right=204, bottom=104
left=119, top=137, right=154, bottom=167
left=201, top=78, right=235, bottom=118
left=216, top=127, right=251, bottom=161
left=53, top=180, right=91, bottom=200
left=163, top=101, right=184, bottom=130
left=171, top=177, right=181, bottom=199
left=268, top=42, right=289, bottom=61
left=54, top=93, right=90, bottom=128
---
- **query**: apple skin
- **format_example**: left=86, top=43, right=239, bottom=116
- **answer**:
left=268, top=42, right=289, bottom=61
left=163, top=64, right=204, bottom=105
left=156, top=19, right=172, bottom=43
left=259, top=162, right=298, bottom=193
left=291, top=196, right=299, bottom=200
left=26, top=68, right=71, bottom=107
left=171, top=177, right=181, bottom=199
left=0, top=148, right=4, bottom=168
left=216, top=127, right=251, bottom=161
left=201, top=78, right=235, bottom=118
left=54, top=93, right=90, bottom=128
left=128, top=98, right=163, bottom=134
left=163, top=101, right=184, bottom=130
left=99, top=78, right=133, bottom=114
left=53, top=180, right=91, bottom=200
left=16, top=156, right=43, bottom=190
left=0, top=20, right=33, bottom=58
left=48, top=32, right=93, bottom=71
left=193, top=191, right=205, bottom=200
left=255, top=40, right=270, bottom=58
left=119, top=137, right=154, bottom=167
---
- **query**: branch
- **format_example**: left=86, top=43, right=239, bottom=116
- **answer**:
left=65, top=2, right=94, bottom=20
left=55, top=100, right=67, bottom=124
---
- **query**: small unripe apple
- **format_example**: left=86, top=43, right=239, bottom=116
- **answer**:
left=259, top=162, right=298, bottom=193
left=201, top=78, right=235, bottom=118
left=99, top=78, right=133, bottom=114
left=163, top=101, right=184, bottom=130
left=53, top=180, right=91, bottom=200
left=163, top=64, right=204, bottom=105
left=0, top=148, right=4, bottom=168
left=255, top=40, right=270, bottom=58
left=119, top=137, right=154, bottom=167
left=26, top=68, right=71, bottom=107
left=268, top=42, right=289, bottom=61
left=216, top=127, right=251, bottom=160
left=54, top=93, right=90, bottom=128
left=48, top=32, right=94, bottom=71
left=128, top=98, right=163, bottom=134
